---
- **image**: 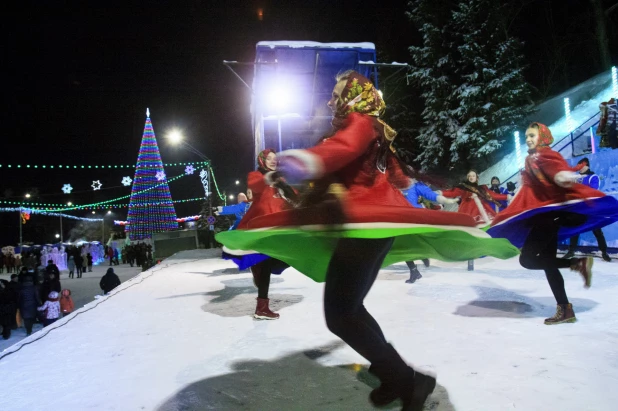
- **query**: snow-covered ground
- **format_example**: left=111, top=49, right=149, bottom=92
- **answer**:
left=1, top=250, right=616, bottom=410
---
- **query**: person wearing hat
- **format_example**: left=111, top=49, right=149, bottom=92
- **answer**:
left=100, top=268, right=121, bottom=294
left=563, top=157, right=611, bottom=262
left=489, top=123, right=618, bottom=324
left=37, top=291, right=61, bottom=327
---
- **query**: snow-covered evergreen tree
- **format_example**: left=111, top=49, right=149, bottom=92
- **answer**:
left=407, top=0, right=460, bottom=170
left=407, top=0, right=533, bottom=171
left=450, top=0, right=534, bottom=165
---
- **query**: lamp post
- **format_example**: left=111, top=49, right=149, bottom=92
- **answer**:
left=59, top=201, right=72, bottom=244
left=167, top=129, right=214, bottom=247
left=19, top=193, right=31, bottom=254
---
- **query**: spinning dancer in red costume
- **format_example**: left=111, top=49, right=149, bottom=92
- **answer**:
left=218, top=71, right=518, bottom=410
left=489, top=123, right=618, bottom=324
left=222, top=149, right=295, bottom=320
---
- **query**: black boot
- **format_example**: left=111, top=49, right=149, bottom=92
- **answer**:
left=405, top=268, right=422, bottom=284
left=467, top=260, right=474, bottom=271
left=368, top=344, right=436, bottom=410
left=562, top=250, right=575, bottom=259
left=601, top=252, right=611, bottom=262
left=421, top=259, right=430, bottom=268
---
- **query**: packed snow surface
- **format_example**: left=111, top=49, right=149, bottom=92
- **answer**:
left=1, top=250, right=616, bottom=410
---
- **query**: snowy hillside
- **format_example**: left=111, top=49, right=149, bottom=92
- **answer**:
left=1, top=250, right=617, bottom=410
left=480, top=73, right=615, bottom=185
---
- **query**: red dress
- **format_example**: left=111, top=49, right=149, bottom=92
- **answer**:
left=217, top=113, right=519, bottom=282
left=237, top=171, right=287, bottom=230
left=488, top=148, right=618, bottom=247
left=441, top=186, right=508, bottom=226
left=246, top=113, right=476, bottom=229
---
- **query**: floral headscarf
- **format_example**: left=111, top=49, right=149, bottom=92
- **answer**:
left=335, top=72, right=386, bottom=119
left=529, top=122, right=554, bottom=148
left=332, top=72, right=397, bottom=149
left=257, top=148, right=276, bottom=173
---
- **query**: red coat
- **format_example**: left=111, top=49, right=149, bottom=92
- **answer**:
left=493, top=148, right=603, bottom=226
left=488, top=147, right=618, bottom=247
left=236, top=171, right=288, bottom=230
left=243, top=113, right=477, bottom=229
left=441, top=186, right=508, bottom=226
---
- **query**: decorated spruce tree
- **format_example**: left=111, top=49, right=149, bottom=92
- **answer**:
left=126, top=109, right=178, bottom=240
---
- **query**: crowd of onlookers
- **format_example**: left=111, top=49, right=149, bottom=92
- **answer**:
left=0, top=255, right=128, bottom=341
left=120, top=243, right=154, bottom=268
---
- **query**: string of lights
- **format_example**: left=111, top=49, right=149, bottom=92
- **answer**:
left=114, top=215, right=200, bottom=225
left=0, top=161, right=209, bottom=169
left=40, top=174, right=186, bottom=212
left=9, top=196, right=207, bottom=211
left=0, top=208, right=103, bottom=222
left=209, top=166, right=226, bottom=201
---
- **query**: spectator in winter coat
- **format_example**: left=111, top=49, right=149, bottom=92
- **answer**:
left=18, top=275, right=40, bottom=335
left=74, top=254, right=83, bottom=278
left=8, top=274, right=20, bottom=328
left=40, top=273, right=61, bottom=303
left=563, top=157, right=612, bottom=262
left=0, top=280, right=18, bottom=339
left=81, top=252, right=88, bottom=273
left=113, top=248, right=120, bottom=266
left=45, top=259, right=60, bottom=278
left=67, top=255, right=76, bottom=279
left=215, top=192, right=252, bottom=230
left=107, top=247, right=115, bottom=266
left=38, top=291, right=61, bottom=327
left=488, top=176, right=510, bottom=212
left=59, top=289, right=74, bottom=316
left=87, top=253, right=93, bottom=272
left=100, top=268, right=121, bottom=294
left=401, top=180, right=460, bottom=283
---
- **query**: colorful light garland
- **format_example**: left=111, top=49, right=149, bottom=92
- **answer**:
left=0, top=208, right=103, bottom=222
left=114, top=215, right=200, bottom=225
left=0, top=161, right=209, bottom=169
left=125, top=110, right=179, bottom=240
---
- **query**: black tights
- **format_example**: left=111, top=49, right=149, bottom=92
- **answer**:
left=519, top=216, right=579, bottom=305
left=569, top=229, right=608, bottom=253
left=324, top=237, right=395, bottom=364
left=251, top=258, right=288, bottom=299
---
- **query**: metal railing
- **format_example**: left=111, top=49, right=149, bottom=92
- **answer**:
left=501, top=113, right=601, bottom=184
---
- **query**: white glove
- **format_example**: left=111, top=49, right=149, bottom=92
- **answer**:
left=436, top=195, right=458, bottom=205
left=435, top=190, right=443, bottom=195
left=214, top=206, right=223, bottom=216
left=554, top=171, right=580, bottom=188
left=507, top=194, right=513, bottom=203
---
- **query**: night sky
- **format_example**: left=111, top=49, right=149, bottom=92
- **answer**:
left=1, top=0, right=616, bottom=245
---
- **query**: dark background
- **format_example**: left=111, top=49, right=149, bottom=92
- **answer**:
left=1, top=0, right=616, bottom=245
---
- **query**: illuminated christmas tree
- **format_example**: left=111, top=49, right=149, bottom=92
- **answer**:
left=126, top=108, right=178, bottom=240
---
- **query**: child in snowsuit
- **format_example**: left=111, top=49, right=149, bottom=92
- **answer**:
left=38, top=291, right=61, bottom=327
left=59, top=289, right=74, bottom=317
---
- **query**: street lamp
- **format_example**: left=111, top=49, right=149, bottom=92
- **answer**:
left=229, top=194, right=235, bottom=200
left=19, top=193, right=31, bottom=254
left=166, top=129, right=215, bottom=247
left=59, top=201, right=72, bottom=243
left=235, top=180, right=240, bottom=185
left=55, top=234, right=60, bottom=239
